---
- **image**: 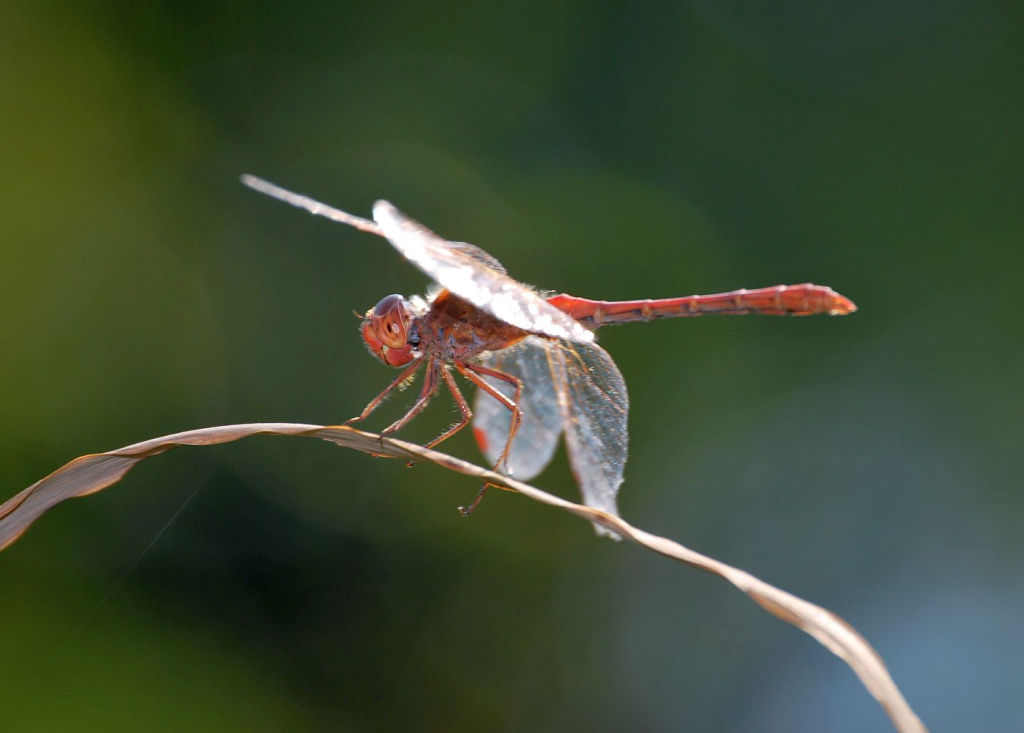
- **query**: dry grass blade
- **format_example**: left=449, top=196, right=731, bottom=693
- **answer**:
left=0, top=424, right=410, bottom=550
left=0, top=423, right=926, bottom=732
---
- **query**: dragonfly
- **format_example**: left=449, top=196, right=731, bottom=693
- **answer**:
left=241, top=175, right=856, bottom=535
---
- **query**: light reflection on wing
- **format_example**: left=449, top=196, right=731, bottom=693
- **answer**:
left=558, top=341, right=628, bottom=538
left=472, top=337, right=563, bottom=481
left=373, top=201, right=595, bottom=344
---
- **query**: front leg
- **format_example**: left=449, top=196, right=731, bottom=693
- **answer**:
left=346, top=359, right=424, bottom=426
left=382, top=357, right=442, bottom=435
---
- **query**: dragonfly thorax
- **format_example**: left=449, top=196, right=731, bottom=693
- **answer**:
left=360, top=294, right=419, bottom=367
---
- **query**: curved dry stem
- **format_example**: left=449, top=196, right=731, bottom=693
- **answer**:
left=0, top=422, right=926, bottom=732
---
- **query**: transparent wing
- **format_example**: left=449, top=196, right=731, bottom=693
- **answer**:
left=373, top=201, right=595, bottom=344
left=472, top=337, right=564, bottom=481
left=445, top=241, right=507, bottom=275
left=240, top=175, right=383, bottom=235
left=240, top=176, right=594, bottom=343
left=474, top=337, right=628, bottom=539
left=557, top=341, right=629, bottom=538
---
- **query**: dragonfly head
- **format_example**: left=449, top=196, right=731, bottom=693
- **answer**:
left=360, top=294, right=418, bottom=367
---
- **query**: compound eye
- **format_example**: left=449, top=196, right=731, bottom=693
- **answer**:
left=371, top=294, right=409, bottom=348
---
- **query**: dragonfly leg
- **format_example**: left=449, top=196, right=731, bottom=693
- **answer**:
left=448, top=363, right=523, bottom=517
left=346, top=358, right=424, bottom=426
left=457, top=363, right=523, bottom=474
left=421, top=366, right=473, bottom=450
left=399, top=366, right=475, bottom=470
left=458, top=482, right=495, bottom=516
left=381, top=358, right=441, bottom=435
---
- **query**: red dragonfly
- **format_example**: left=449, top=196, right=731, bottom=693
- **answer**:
left=241, top=175, right=856, bottom=534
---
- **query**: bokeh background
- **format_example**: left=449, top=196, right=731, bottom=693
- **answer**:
left=2, top=2, right=1021, bottom=730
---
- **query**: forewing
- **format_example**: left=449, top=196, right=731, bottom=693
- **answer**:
left=557, top=341, right=629, bottom=537
left=373, top=201, right=594, bottom=344
left=445, top=240, right=507, bottom=274
left=472, top=337, right=563, bottom=480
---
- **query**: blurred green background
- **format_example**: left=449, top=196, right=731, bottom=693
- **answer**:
left=2, top=2, right=1021, bottom=730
